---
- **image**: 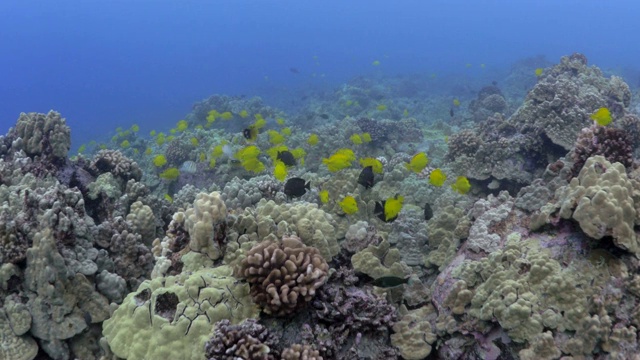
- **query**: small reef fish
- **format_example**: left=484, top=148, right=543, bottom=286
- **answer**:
left=451, top=176, right=471, bottom=194
left=453, top=98, right=461, bottom=107
left=450, top=108, right=454, bottom=117
left=405, top=152, right=429, bottom=173
left=424, top=203, right=433, bottom=221
left=289, top=67, right=300, bottom=74
left=284, top=177, right=310, bottom=198
left=319, top=190, right=329, bottom=204
left=274, top=161, right=287, bottom=182
left=357, top=166, right=375, bottom=189
left=429, top=168, right=447, bottom=187
left=535, top=68, right=544, bottom=77
left=180, top=161, right=197, bottom=174
left=277, top=150, right=297, bottom=167
left=371, top=275, right=410, bottom=288
left=339, top=196, right=359, bottom=214
left=319, top=114, right=329, bottom=119
left=243, top=126, right=258, bottom=141
left=374, top=195, right=404, bottom=223
left=591, top=107, right=612, bottom=126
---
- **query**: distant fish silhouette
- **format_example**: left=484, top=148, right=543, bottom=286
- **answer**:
left=319, top=114, right=329, bottom=119
left=289, top=67, right=300, bottom=74
left=449, top=108, right=454, bottom=117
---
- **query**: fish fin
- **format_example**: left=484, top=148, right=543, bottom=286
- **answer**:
left=305, top=181, right=310, bottom=190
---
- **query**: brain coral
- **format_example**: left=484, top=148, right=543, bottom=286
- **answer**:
left=236, top=235, right=329, bottom=316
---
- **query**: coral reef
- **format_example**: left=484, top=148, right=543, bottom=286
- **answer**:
left=447, top=53, right=637, bottom=192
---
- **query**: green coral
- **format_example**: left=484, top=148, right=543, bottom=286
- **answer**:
left=351, top=238, right=411, bottom=279
left=452, top=232, right=622, bottom=356
left=102, top=261, right=259, bottom=360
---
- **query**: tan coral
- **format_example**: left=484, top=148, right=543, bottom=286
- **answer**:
left=390, top=305, right=437, bottom=359
left=351, top=238, right=411, bottom=279
left=554, top=156, right=640, bottom=255
left=126, top=201, right=156, bottom=245
left=185, top=191, right=227, bottom=260
left=256, top=199, right=338, bottom=259
left=236, top=235, right=329, bottom=316
left=281, top=344, right=323, bottom=360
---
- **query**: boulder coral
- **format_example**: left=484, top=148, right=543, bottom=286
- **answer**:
left=532, top=155, right=640, bottom=255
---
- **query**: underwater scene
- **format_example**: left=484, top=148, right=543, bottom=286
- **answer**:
left=3, top=1, right=640, bottom=360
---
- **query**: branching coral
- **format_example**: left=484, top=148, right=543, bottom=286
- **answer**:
left=236, top=235, right=329, bottom=316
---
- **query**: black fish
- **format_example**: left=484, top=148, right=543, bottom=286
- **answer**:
left=284, top=177, right=310, bottom=198
left=371, top=276, right=410, bottom=288
left=373, top=200, right=397, bottom=223
left=424, top=203, right=433, bottom=221
left=357, top=166, right=375, bottom=189
left=449, top=108, right=454, bottom=117
left=319, top=114, right=329, bottom=119
left=277, top=150, right=297, bottom=167
left=243, top=126, right=258, bottom=141
left=289, top=67, right=300, bottom=74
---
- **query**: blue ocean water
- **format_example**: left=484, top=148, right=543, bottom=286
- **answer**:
left=1, top=0, right=638, bottom=148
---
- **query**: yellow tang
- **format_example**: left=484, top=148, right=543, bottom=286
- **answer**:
left=429, top=168, right=447, bottom=187
left=274, top=160, right=287, bottom=181
left=535, top=68, right=544, bottom=76
left=339, top=196, right=358, bottom=214
left=384, top=195, right=404, bottom=222
left=319, top=190, right=329, bottom=204
left=405, top=152, right=429, bottom=173
left=451, top=176, right=471, bottom=194
left=453, top=98, right=461, bottom=107
left=590, top=107, right=612, bottom=126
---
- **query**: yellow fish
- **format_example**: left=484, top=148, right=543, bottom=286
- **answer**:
left=350, top=134, right=363, bottom=145
left=319, top=190, right=329, bottom=204
left=339, top=196, right=358, bottom=214
left=535, top=68, right=544, bottom=77
left=376, top=104, right=387, bottom=111
left=405, top=152, right=429, bottom=173
left=590, top=107, right=612, bottom=126
left=453, top=98, right=461, bottom=107
left=372, top=60, right=381, bottom=66
left=429, top=168, right=447, bottom=187
left=451, top=176, right=471, bottom=194
left=274, top=160, right=287, bottom=181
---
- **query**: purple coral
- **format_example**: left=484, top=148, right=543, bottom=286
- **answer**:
left=571, top=125, right=634, bottom=175
left=205, top=319, right=278, bottom=360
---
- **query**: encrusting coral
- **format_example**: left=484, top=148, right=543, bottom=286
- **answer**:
left=236, top=235, right=329, bottom=316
